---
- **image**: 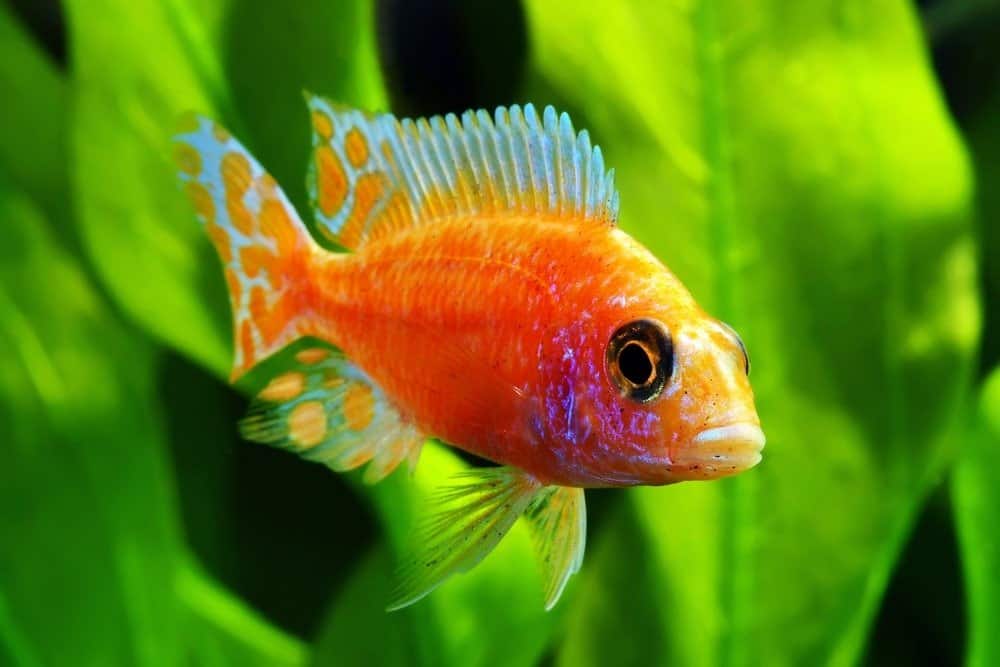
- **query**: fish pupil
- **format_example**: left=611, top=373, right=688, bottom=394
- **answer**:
left=619, top=342, right=654, bottom=385
left=606, top=318, right=673, bottom=403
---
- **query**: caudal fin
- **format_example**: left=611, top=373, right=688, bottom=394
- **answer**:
left=173, top=114, right=318, bottom=380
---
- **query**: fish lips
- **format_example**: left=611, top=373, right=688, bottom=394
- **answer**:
left=685, top=422, right=766, bottom=471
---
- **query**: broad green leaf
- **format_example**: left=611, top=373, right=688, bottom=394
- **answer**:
left=521, top=1, right=978, bottom=665
left=0, top=179, right=307, bottom=666
left=953, top=367, right=1000, bottom=667
left=0, top=4, right=68, bottom=231
left=66, top=0, right=233, bottom=375
left=67, top=2, right=557, bottom=663
left=0, top=181, right=183, bottom=666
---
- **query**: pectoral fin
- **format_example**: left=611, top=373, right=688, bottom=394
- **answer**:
left=240, top=347, right=424, bottom=483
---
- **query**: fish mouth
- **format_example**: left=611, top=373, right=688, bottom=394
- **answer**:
left=684, top=422, right=766, bottom=472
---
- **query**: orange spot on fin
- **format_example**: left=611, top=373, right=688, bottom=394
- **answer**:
left=344, top=128, right=369, bottom=167
left=239, top=352, right=425, bottom=484
left=315, top=145, right=347, bottom=218
left=312, top=110, right=333, bottom=141
left=296, top=348, right=330, bottom=364
left=343, top=383, right=375, bottom=431
left=174, top=142, right=201, bottom=176
left=184, top=182, right=215, bottom=224
left=339, top=172, right=384, bottom=249
left=259, top=372, right=306, bottom=402
left=226, top=192, right=255, bottom=236
left=221, top=151, right=252, bottom=195
left=288, top=401, right=328, bottom=447
left=260, top=199, right=301, bottom=256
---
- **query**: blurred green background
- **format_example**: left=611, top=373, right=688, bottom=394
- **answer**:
left=1, top=0, right=998, bottom=665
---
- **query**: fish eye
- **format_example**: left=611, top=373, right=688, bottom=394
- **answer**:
left=720, top=322, right=750, bottom=376
left=606, top=319, right=673, bottom=403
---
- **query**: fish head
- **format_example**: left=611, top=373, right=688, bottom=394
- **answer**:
left=596, top=306, right=764, bottom=483
left=539, top=229, right=765, bottom=486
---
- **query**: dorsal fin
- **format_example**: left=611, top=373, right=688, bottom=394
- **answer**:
left=305, top=95, right=619, bottom=250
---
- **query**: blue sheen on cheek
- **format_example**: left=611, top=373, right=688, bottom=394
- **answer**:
left=587, top=373, right=662, bottom=454
left=536, top=326, right=589, bottom=450
left=534, top=323, right=664, bottom=471
left=628, top=408, right=660, bottom=443
left=527, top=409, right=546, bottom=445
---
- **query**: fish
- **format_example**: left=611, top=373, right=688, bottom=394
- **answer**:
left=172, top=97, right=765, bottom=611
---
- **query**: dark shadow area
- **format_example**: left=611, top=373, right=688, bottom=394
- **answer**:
left=8, top=0, right=65, bottom=67
left=376, top=0, right=527, bottom=118
left=159, top=351, right=376, bottom=638
left=865, top=483, right=966, bottom=666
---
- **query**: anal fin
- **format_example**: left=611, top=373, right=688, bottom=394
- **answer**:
left=387, top=468, right=587, bottom=611
left=240, top=347, right=424, bottom=483
left=525, top=486, right=587, bottom=610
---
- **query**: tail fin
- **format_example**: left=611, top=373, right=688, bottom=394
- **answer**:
left=173, top=113, right=318, bottom=380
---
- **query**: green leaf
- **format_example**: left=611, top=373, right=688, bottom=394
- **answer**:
left=953, top=367, right=1000, bottom=667
left=66, top=0, right=233, bottom=375
left=521, top=1, right=979, bottom=665
left=0, top=178, right=306, bottom=666
left=0, top=181, right=183, bottom=666
left=0, top=5, right=70, bottom=235
left=67, top=3, right=557, bottom=663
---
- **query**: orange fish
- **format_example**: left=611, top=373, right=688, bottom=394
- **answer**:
left=173, top=97, right=764, bottom=610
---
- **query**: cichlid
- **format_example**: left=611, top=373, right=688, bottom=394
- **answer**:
left=173, top=97, right=764, bottom=610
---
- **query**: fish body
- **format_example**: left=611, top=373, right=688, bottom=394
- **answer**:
left=173, top=99, right=764, bottom=609
left=312, top=218, right=756, bottom=487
